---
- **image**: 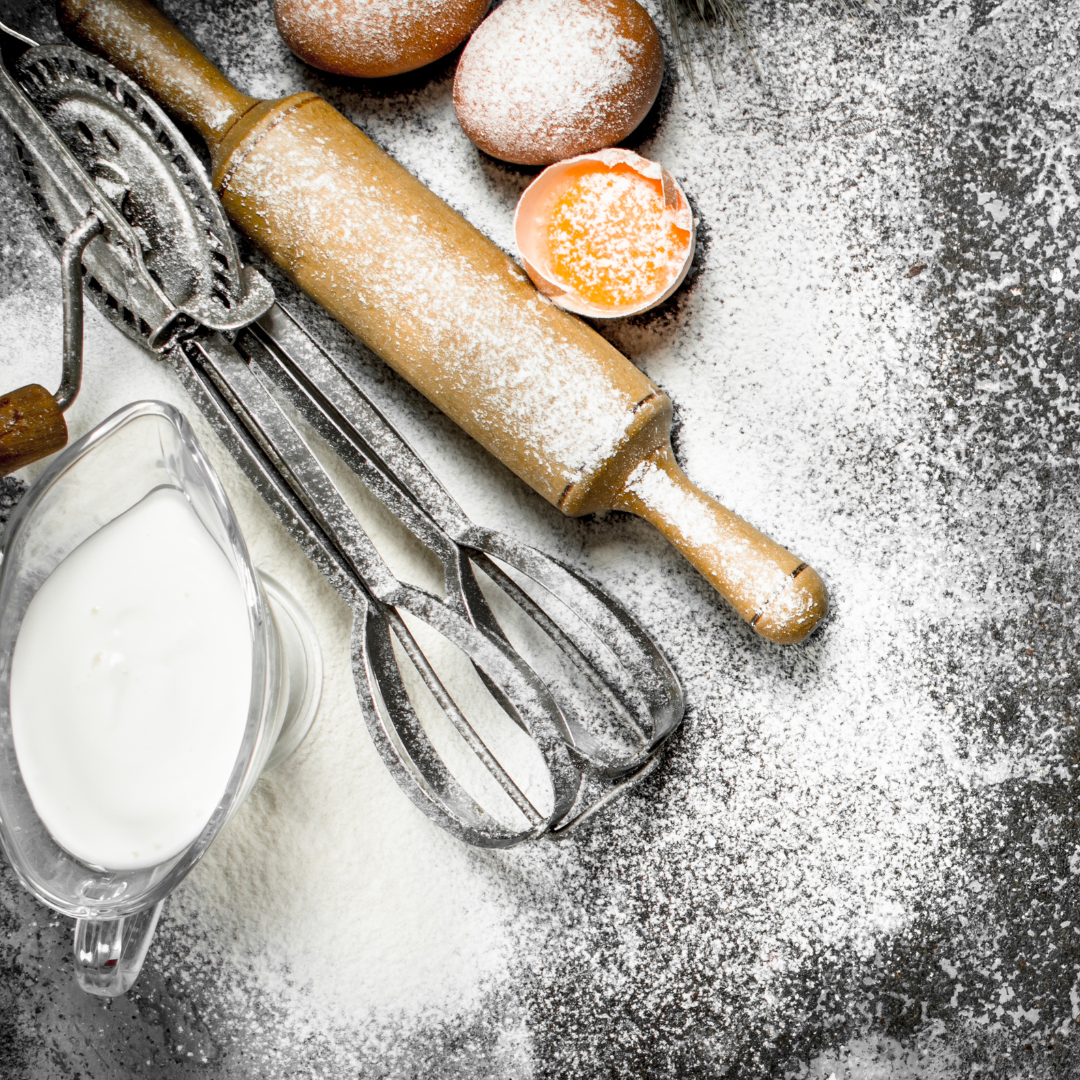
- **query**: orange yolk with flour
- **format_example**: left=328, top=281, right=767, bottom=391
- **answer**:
left=545, top=167, right=691, bottom=309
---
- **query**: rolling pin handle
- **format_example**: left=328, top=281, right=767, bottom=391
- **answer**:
left=615, top=445, right=829, bottom=644
left=57, top=0, right=259, bottom=152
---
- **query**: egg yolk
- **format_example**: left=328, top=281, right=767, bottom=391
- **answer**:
left=545, top=168, right=690, bottom=309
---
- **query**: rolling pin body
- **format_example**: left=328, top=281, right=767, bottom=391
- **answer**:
left=59, top=0, right=828, bottom=643
left=214, top=92, right=664, bottom=511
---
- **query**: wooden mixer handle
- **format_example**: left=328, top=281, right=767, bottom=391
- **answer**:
left=614, top=445, right=828, bottom=644
left=58, top=0, right=257, bottom=151
left=0, top=212, right=103, bottom=475
left=0, top=385, right=68, bottom=474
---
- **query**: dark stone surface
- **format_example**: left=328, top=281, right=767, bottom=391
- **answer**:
left=3, top=0, right=1080, bottom=1076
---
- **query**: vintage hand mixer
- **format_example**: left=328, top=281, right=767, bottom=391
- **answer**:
left=0, top=21, right=683, bottom=844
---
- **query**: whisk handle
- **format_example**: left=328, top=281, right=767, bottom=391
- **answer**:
left=0, top=384, right=67, bottom=475
left=57, top=0, right=258, bottom=152
left=614, top=445, right=828, bottom=645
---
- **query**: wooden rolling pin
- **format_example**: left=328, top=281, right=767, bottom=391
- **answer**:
left=58, top=0, right=828, bottom=643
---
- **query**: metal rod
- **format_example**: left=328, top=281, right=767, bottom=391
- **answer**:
left=548, top=753, right=664, bottom=839
left=54, top=211, right=102, bottom=412
left=383, top=604, right=545, bottom=828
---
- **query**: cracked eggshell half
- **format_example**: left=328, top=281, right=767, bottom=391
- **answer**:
left=514, top=149, right=695, bottom=320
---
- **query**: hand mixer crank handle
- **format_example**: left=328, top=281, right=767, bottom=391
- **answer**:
left=0, top=212, right=101, bottom=474
left=55, top=212, right=104, bottom=411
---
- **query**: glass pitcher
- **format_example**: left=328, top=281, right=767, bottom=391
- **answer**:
left=0, top=400, right=321, bottom=997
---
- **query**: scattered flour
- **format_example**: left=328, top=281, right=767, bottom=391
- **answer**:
left=3, top=0, right=1079, bottom=1075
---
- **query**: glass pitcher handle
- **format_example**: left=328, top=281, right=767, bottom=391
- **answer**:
left=73, top=901, right=164, bottom=997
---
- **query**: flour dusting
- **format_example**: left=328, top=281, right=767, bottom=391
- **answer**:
left=2, top=0, right=1080, bottom=1076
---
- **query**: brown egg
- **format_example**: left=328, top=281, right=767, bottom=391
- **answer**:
left=453, top=0, right=663, bottom=167
left=274, top=0, right=491, bottom=79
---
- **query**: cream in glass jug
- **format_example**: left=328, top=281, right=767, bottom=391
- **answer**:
left=0, top=400, right=321, bottom=996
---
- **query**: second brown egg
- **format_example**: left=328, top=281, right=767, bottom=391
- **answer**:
left=454, top=0, right=664, bottom=167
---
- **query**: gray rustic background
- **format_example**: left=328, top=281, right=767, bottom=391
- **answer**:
left=2, top=0, right=1080, bottom=1077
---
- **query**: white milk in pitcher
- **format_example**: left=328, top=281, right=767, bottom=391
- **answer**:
left=9, top=487, right=253, bottom=871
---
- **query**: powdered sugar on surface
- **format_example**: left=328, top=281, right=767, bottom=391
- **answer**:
left=3, top=0, right=1080, bottom=1077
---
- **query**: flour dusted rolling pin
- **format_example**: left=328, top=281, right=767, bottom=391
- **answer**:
left=59, top=0, right=828, bottom=643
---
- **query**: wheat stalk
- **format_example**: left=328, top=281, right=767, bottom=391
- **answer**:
left=664, top=0, right=877, bottom=87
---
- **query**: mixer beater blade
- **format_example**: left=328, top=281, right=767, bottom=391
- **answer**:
left=183, top=330, right=582, bottom=845
left=240, top=308, right=684, bottom=772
